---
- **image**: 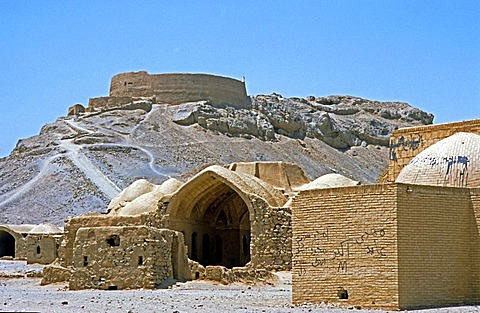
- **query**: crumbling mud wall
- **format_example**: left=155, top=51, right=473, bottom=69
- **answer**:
left=388, top=119, right=480, bottom=181
left=109, top=71, right=250, bottom=108
left=58, top=209, right=168, bottom=268
left=69, top=226, right=190, bottom=290
left=26, top=234, right=62, bottom=265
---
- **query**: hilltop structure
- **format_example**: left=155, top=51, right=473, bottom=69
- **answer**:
left=3, top=70, right=480, bottom=309
left=68, top=71, right=250, bottom=115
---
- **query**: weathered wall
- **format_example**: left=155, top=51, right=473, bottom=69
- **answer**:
left=397, top=184, right=480, bottom=309
left=388, top=119, right=480, bottom=181
left=291, top=184, right=399, bottom=309
left=26, top=234, right=62, bottom=265
left=250, top=196, right=292, bottom=271
left=109, top=71, right=250, bottom=108
left=69, top=226, right=190, bottom=290
left=59, top=209, right=168, bottom=268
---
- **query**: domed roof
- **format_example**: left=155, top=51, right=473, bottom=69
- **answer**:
left=294, top=173, right=360, bottom=191
left=396, top=132, right=480, bottom=188
left=29, top=223, right=62, bottom=234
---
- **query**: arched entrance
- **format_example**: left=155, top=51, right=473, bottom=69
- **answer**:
left=168, top=178, right=252, bottom=268
left=0, top=230, right=16, bottom=258
left=192, top=188, right=251, bottom=268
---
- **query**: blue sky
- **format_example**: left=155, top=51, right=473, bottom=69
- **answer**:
left=0, top=1, right=478, bottom=157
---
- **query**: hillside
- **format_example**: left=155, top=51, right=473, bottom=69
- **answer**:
left=0, top=94, right=433, bottom=225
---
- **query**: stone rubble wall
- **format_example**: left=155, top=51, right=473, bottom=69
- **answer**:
left=250, top=196, right=292, bottom=271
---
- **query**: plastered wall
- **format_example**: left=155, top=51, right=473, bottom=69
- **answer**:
left=389, top=119, right=480, bottom=181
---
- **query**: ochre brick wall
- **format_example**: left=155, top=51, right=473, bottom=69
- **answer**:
left=396, top=183, right=480, bottom=309
left=388, top=119, right=480, bottom=181
left=291, top=184, right=399, bottom=309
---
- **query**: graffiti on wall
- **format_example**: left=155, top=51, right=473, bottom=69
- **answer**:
left=389, top=135, right=423, bottom=161
left=293, top=227, right=387, bottom=276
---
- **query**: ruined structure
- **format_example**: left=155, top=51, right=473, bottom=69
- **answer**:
left=292, top=119, right=480, bottom=310
left=0, top=223, right=62, bottom=263
left=83, top=71, right=250, bottom=113
left=37, top=161, right=314, bottom=289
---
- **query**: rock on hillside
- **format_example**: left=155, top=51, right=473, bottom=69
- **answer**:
left=0, top=94, right=433, bottom=225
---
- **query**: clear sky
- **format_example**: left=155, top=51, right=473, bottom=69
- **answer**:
left=0, top=1, right=478, bottom=157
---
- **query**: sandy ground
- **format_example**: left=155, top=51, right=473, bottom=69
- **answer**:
left=1, top=261, right=480, bottom=313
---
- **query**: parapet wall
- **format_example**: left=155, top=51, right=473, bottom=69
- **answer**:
left=388, top=119, right=480, bottom=181
left=109, top=71, right=250, bottom=108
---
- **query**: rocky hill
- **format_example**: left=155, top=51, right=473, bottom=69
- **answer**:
left=0, top=94, right=433, bottom=225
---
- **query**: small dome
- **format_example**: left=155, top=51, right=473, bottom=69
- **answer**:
left=29, top=223, right=62, bottom=234
left=294, top=173, right=360, bottom=191
left=156, top=178, right=183, bottom=195
left=396, top=132, right=480, bottom=187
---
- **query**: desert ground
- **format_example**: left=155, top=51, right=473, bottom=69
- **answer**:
left=0, top=260, right=478, bottom=313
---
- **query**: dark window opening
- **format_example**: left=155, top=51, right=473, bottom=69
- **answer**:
left=215, top=211, right=228, bottom=227
left=138, top=256, right=143, bottom=266
left=215, top=235, right=223, bottom=263
left=106, top=235, right=120, bottom=247
left=202, top=234, right=210, bottom=263
left=337, top=288, right=349, bottom=299
left=195, top=271, right=200, bottom=279
left=83, top=256, right=88, bottom=266
left=36, top=246, right=41, bottom=254
left=108, top=285, right=118, bottom=290
left=242, top=235, right=250, bottom=256
left=191, top=232, right=198, bottom=260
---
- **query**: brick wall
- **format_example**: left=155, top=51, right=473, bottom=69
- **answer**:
left=388, top=119, right=480, bottom=181
left=291, top=184, right=399, bottom=309
left=397, top=183, right=480, bottom=309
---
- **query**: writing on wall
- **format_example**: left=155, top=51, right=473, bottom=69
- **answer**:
left=294, top=227, right=387, bottom=276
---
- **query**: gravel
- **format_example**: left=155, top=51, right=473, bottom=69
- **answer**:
left=1, top=261, right=479, bottom=313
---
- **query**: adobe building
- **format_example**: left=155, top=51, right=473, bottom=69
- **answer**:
left=42, top=161, right=320, bottom=289
left=86, top=71, right=251, bottom=113
left=291, top=119, right=480, bottom=310
left=0, top=223, right=63, bottom=263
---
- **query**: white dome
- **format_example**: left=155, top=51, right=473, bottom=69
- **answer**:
left=396, top=132, right=480, bottom=188
left=295, top=173, right=359, bottom=191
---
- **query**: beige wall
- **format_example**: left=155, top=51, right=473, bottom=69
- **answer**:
left=69, top=226, right=189, bottom=290
left=109, top=71, right=249, bottom=108
left=292, top=183, right=480, bottom=310
left=397, top=184, right=480, bottom=309
left=291, top=184, right=399, bottom=309
left=26, top=234, right=62, bottom=265
left=389, top=119, right=480, bottom=181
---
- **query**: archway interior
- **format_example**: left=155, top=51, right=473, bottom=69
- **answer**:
left=173, top=183, right=251, bottom=268
left=0, top=230, right=15, bottom=258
